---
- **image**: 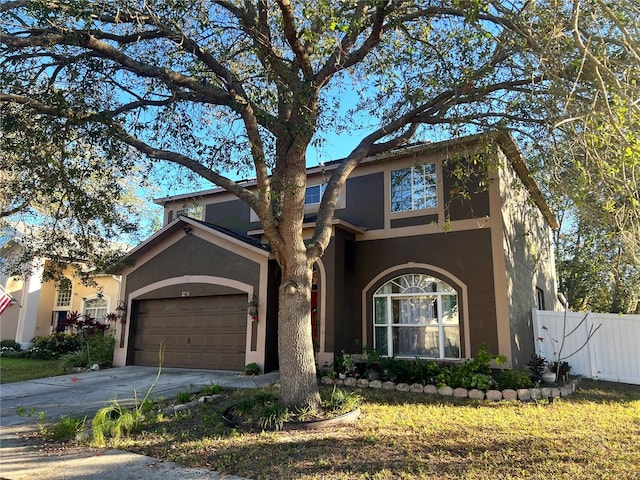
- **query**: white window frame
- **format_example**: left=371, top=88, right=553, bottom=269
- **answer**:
left=373, top=273, right=460, bottom=360
left=390, top=163, right=438, bottom=213
left=54, top=278, right=73, bottom=310
left=83, top=296, right=109, bottom=322
left=176, top=203, right=203, bottom=220
left=304, top=183, right=327, bottom=205
left=250, top=181, right=345, bottom=221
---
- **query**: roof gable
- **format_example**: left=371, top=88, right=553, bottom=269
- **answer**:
left=118, top=216, right=269, bottom=271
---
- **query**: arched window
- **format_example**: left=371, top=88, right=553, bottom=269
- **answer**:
left=84, top=297, right=108, bottom=322
left=373, top=273, right=460, bottom=359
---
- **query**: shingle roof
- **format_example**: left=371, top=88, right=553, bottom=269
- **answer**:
left=186, top=217, right=269, bottom=251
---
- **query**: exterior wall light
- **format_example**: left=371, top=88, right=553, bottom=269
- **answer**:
left=248, top=294, right=258, bottom=322
left=115, top=300, right=127, bottom=323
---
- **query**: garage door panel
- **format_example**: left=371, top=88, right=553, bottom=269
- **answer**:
left=132, top=295, right=247, bottom=370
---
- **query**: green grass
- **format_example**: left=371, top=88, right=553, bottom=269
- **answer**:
left=108, top=379, right=640, bottom=480
left=0, top=357, right=66, bottom=383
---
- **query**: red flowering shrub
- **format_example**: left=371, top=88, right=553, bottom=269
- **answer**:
left=64, top=311, right=109, bottom=336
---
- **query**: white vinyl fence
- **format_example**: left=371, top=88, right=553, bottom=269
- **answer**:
left=532, top=308, right=640, bottom=385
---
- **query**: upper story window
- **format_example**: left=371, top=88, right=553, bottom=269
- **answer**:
left=84, top=297, right=108, bottom=321
left=55, top=278, right=72, bottom=308
left=250, top=182, right=342, bottom=222
left=390, top=163, right=437, bottom=212
left=176, top=204, right=203, bottom=220
left=305, top=184, right=327, bottom=205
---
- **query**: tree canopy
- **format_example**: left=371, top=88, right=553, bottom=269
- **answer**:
left=1, top=0, right=639, bottom=407
left=1, top=102, right=148, bottom=278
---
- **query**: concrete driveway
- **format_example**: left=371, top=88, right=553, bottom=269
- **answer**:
left=1, top=366, right=279, bottom=428
left=0, top=366, right=279, bottom=479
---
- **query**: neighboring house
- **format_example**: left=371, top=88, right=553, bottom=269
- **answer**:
left=112, top=132, right=559, bottom=372
left=0, top=238, right=121, bottom=348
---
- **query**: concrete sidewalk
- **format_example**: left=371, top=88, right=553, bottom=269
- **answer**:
left=0, top=366, right=279, bottom=479
left=0, top=439, right=248, bottom=479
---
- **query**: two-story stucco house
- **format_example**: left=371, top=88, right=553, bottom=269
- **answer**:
left=112, top=132, right=559, bottom=373
left=0, top=241, right=121, bottom=348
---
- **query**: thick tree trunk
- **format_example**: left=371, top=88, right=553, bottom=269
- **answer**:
left=277, top=256, right=322, bottom=410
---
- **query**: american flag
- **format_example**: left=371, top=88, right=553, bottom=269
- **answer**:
left=0, top=290, right=13, bottom=315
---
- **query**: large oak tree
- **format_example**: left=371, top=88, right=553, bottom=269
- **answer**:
left=1, top=103, right=147, bottom=279
left=1, top=0, right=638, bottom=409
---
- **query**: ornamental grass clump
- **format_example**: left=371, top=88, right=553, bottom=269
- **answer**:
left=92, top=344, right=164, bottom=445
left=326, top=387, right=362, bottom=415
left=92, top=401, right=143, bottom=446
left=227, top=388, right=285, bottom=430
left=257, top=401, right=291, bottom=431
left=47, top=415, right=86, bottom=441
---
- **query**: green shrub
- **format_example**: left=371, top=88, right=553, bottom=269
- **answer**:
left=244, top=362, right=260, bottom=375
left=139, top=399, right=155, bottom=414
left=227, top=387, right=289, bottom=429
left=91, top=344, right=164, bottom=446
left=336, top=343, right=514, bottom=392
left=253, top=389, right=279, bottom=404
left=59, top=334, right=115, bottom=370
left=61, top=349, right=90, bottom=370
left=333, top=351, right=356, bottom=375
left=1, top=339, right=21, bottom=351
left=230, top=396, right=257, bottom=417
left=443, top=344, right=502, bottom=390
left=85, top=334, right=115, bottom=367
left=361, top=345, right=383, bottom=364
left=378, top=356, right=400, bottom=381
left=405, top=358, right=442, bottom=384
left=29, top=333, right=81, bottom=359
left=494, top=368, right=534, bottom=389
left=434, top=365, right=455, bottom=388
left=225, top=386, right=361, bottom=432
left=0, top=348, right=29, bottom=358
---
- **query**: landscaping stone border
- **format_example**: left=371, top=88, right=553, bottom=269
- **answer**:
left=320, top=375, right=581, bottom=401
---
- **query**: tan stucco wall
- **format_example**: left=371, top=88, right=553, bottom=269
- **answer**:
left=0, top=276, right=23, bottom=341
left=496, top=148, right=558, bottom=369
left=34, top=281, right=56, bottom=336
left=35, top=266, right=121, bottom=338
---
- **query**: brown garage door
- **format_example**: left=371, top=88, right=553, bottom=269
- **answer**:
left=131, top=295, right=247, bottom=370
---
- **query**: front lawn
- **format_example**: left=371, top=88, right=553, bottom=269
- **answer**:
left=110, top=379, right=640, bottom=480
left=0, top=357, right=66, bottom=384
